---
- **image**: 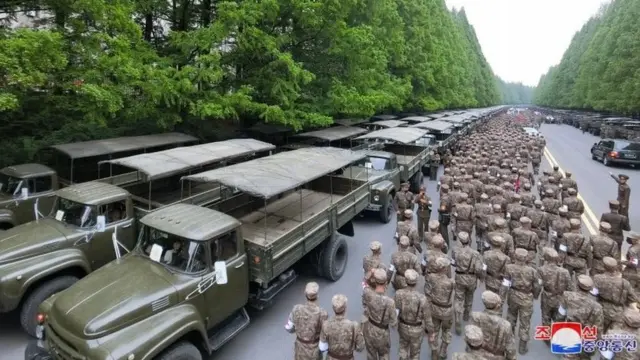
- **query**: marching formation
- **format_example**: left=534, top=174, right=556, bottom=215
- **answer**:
left=284, top=114, right=640, bottom=360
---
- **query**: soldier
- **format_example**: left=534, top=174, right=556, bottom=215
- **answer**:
left=425, top=257, right=455, bottom=360
left=425, top=220, right=448, bottom=254
left=593, top=257, right=639, bottom=333
left=319, top=294, right=365, bottom=360
left=422, top=236, right=450, bottom=278
left=394, top=183, right=413, bottom=222
left=600, top=199, right=631, bottom=255
left=558, top=218, right=592, bottom=282
left=483, top=235, right=511, bottom=303
left=542, top=189, right=562, bottom=222
left=502, top=248, right=541, bottom=354
left=430, top=152, right=441, bottom=181
left=438, top=187, right=453, bottom=249
left=489, top=185, right=507, bottom=213
left=557, top=275, right=603, bottom=360
left=488, top=218, right=514, bottom=258
left=609, top=172, right=631, bottom=217
left=391, top=236, right=422, bottom=291
left=396, top=210, right=422, bottom=253
left=470, top=291, right=517, bottom=360
left=453, top=193, right=474, bottom=242
left=438, top=168, right=454, bottom=193
left=538, top=248, right=571, bottom=334
left=622, top=232, right=640, bottom=295
left=452, top=232, right=483, bottom=334
left=460, top=175, right=476, bottom=205
left=527, top=200, right=550, bottom=251
left=487, top=204, right=505, bottom=233
left=549, top=206, right=571, bottom=250
left=530, top=147, right=541, bottom=175
left=414, top=186, right=431, bottom=242
left=443, top=149, right=452, bottom=168
left=451, top=325, right=488, bottom=360
left=545, top=176, right=562, bottom=199
left=362, top=269, right=397, bottom=360
left=560, top=172, right=578, bottom=199
left=449, top=182, right=466, bottom=209
left=363, top=241, right=392, bottom=289
left=511, top=217, right=540, bottom=265
left=394, top=269, right=435, bottom=360
left=599, top=308, right=640, bottom=360
left=505, top=194, right=526, bottom=231
left=285, top=282, right=328, bottom=360
left=519, top=182, right=536, bottom=208
left=473, top=193, right=492, bottom=252
left=589, top=222, right=618, bottom=276
left=563, top=188, right=584, bottom=220
left=470, top=173, right=485, bottom=204
left=551, top=165, right=563, bottom=183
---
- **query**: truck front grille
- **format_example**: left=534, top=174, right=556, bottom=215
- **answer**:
left=46, top=324, right=85, bottom=360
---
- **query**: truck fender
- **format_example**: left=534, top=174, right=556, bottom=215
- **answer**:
left=0, top=208, right=16, bottom=229
left=0, top=249, right=91, bottom=310
left=103, top=304, right=209, bottom=360
left=371, top=180, right=395, bottom=196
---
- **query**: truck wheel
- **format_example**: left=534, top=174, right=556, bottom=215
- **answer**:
left=20, top=276, right=79, bottom=337
left=379, top=200, right=392, bottom=224
left=0, top=222, right=12, bottom=230
left=155, top=341, right=202, bottom=360
left=321, top=234, right=348, bottom=281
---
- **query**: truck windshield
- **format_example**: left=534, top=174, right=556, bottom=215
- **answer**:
left=358, top=156, right=390, bottom=170
left=415, top=136, right=435, bottom=147
left=138, top=225, right=207, bottom=273
left=54, top=197, right=97, bottom=228
left=0, top=173, right=24, bottom=196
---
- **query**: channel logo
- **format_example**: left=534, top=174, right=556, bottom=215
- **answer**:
left=535, top=322, right=596, bottom=354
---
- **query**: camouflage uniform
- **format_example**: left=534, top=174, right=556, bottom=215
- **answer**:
left=503, top=248, right=541, bottom=354
left=519, top=185, right=536, bottom=208
left=526, top=200, right=550, bottom=251
left=285, top=282, right=328, bottom=360
left=422, top=236, right=450, bottom=279
left=451, top=232, right=482, bottom=334
left=622, top=232, right=640, bottom=296
left=487, top=218, right=514, bottom=259
left=549, top=207, right=571, bottom=250
left=530, top=149, right=541, bottom=174
left=362, top=269, right=397, bottom=360
left=438, top=185, right=453, bottom=248
left=599, top=308, right=640, bottom=360
left=394, top=184, right=413, bottom=222
left=600, top=200, right=631, bottom=258
left=320, top=294, right=365, bottom=360
left=451, top=325, right=491, bottom=360
left=589, top=223, right=619, bottom=276
left=482, top=235, right=510, bottom=309
left=505, top=194, right=526, bottom=231
left=559, top=172, right=578, bottom=200
left=438, top=169, right=454, bottom=194
left=396, top=210, right=422, bottom=254
left=537, top=248, right=571, bottom=331
left=425, top=220, right=448, bottom=254
left=486, top=204, right=504, bottom=233
left=414, top=186, right=431, bottom=242
left=511, top=217, right=540, bottom=266
left=473, top=194, right=492, bottom=251
left=557, top=219, right=592, bottom=282
left=453, top=193, right=475, bottom=241
left=470, top=173, right=485, bottom=204
left=562, top=188, right=584, bottom=220
left=363, top=241, right=392, bottom=289
left=471, top=291, right=517, bottom=360
left=391, top=236, right=422, bottom=291
left=425, top=257, right=455, bottom=360
left=593, top=257, right=639, bottom=333
left=460, top=176, right=476, bottom=205
left=394, top=269, right=434, bottom=360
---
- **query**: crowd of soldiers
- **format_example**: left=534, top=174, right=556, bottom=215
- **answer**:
left=284, top=114, right=640, bottom=360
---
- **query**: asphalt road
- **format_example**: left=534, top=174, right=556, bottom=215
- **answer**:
left=1, top=123, right=630, bottom=360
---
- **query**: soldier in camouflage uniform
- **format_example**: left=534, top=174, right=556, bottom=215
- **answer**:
left=391, top=236, right=422, bottom=291
left=430, top=152, right=441, bottom=181
left=551, top=165, right=563, bottom=183
left=488, top=218, right=514, bottom=259
left=549, top=206, right=571, bottom=250
left=470, top=173, right=484, bottom=204
left=557, top=275, right=603, bottom=360
left=490, top=185, right=508, bottom=214
left=599, top=308, right=640, bottom=360
left=414, top=186, right=431, bottom=242
left=449, top=182, right=466, bottom=211
left=319, top=294, right=365, bottom=360
left=563, top=188, right=584, bottom=220
left=590, top=222, right=618, bottom=276
left=594, top=257, right=639, bottom=333
left=438, top=168, right=453, bottom=194
left=622, top=232, right=640, bottom=296
left=471, top=291, right=517, bottom=360
left=453, top=193, right=474, bottom=242
left=505, top=194, right=526, bottom=231
left=422, top=236, right=450, bottom=279
left=537, top=248, right=571, bottom=336
left=527, top=200, right=549, bottom=252
left=394, top=183, right=413, bottom=222
left=285, top=282, right=328, bottom=360
left=460, top=175, right=476, bottom=205
left=560, top=172, right=578, bottom=200
left=486, top=204, right=505, bottom=233
left=519, top=183, right=536, bottom=208
left=363, top=241, right=392, bottom=289
left=451, top=325, right=487, bottom=360
left=542, top=189, right=562, bottom=223
left=425, top=257, right=455, bottom=360
left=394, top=269, right=435, bottom=360
left=557, top=218, right=592, bottom=282
left=511, top=217, right=540, bottom=265
left=530, top=147, right=541, bottom=175
left=396, top=210, right=422, bottom=254
left=425, top=220, right=448, bottom=254
left=439, top=184, right=453, bottom=248
left=451, top=232, right=482, bottom=335
left=473, top=193, right=492, bottom=252
left=600, top=200, right=631, bottom=258
left=483, top=235, right=510, bottom=307
left=362, top=269, right=397, bottom=360
left=502, top=248, right=541, bottom=354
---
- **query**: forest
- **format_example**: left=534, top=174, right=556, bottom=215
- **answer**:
left=534, top=0, right=640, bottom=115
left=0, top=0, right=503, bottom=168
left=496, top=77, right=535, bottom=104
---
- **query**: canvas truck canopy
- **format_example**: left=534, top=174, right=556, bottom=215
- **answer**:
left=98, top=139, right=275, bottom=181
left=398, top=116, right=433, bottom=124
left=410, top=120, right=454, bottom=132
left=293, top=126, right=368, bottom=142
left=370, top=114, right=398, bottom=121
left=182, top=147, right=366, bottom=199
left=355, top=127, right=429, bottom=144
left=369, top=120, right=407, bottom=128
left=333, top=118, right=370, bottom=127
left=426, top=113, right=447, bottom=119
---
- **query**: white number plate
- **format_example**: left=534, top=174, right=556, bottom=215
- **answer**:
left=626, top=154, right=637, bottom=159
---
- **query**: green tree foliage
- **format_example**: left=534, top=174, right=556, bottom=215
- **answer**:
left=496, top=77, right=535, bottom=104
left=534, top=0, right=640, bottom=114
left=0, top=0, right=499, bottom=167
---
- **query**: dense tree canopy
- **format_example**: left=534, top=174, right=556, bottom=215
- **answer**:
left=496, top=77, right=535, bottom=104
left=0, top=0, right=500, bottom=167
left=534, top=0, right=640, bottom=114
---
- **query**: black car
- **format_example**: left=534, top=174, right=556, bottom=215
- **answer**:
left=591, top=139, right=640, bottom=166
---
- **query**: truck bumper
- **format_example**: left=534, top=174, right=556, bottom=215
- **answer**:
left=25, top=340, right=53, bottom=360
left=365, top=203, right=382, bottom=211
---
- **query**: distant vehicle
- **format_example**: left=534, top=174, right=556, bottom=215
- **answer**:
left=591, top=139, right=640, bottom=166
left=523, top=127, right=543, bottom=137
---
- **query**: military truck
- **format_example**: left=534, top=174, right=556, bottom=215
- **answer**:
left=600, top=118, right=640, bottom=140
left=361, top=119, right=408, bottom=131
left=370, top=114, right=398, bottom=121
left=409, top=120, right=456, bottom=154
left=282, top=126, right=369, bottom=151
left=27, top=147, right=368, bottom=360
left=0, top=133, right=198, bottom=230
left=0, top=139, right=275, bottom=336
left=355, top=127, right=429, bottom=193
left=333, top=118, right=370, bottom=127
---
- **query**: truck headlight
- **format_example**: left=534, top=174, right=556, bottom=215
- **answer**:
left=373, top=195, right=380, bottom=202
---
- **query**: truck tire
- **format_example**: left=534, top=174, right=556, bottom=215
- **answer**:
left=0, top=222, right=12, bottom=230
left=379, top=199, right=392, bottom=224
left=20, top=276, right=79, bottom=337
left=155, top=341, right=202, bottom=360
left=321, top=234, right=348, bottom=281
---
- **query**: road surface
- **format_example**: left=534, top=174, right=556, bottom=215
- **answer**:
left=1, top=123, right=631, bottom=359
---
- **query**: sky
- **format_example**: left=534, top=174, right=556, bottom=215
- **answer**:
left=445, top=0, right=610, bottom=87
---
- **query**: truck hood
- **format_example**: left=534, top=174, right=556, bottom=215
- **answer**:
left=49, top=255, right=178, bottom=339
left=0, top=218, right=69, bottom=264
left=0, top=194, right=14, bottom=206
left=343, top=166, right=392, bottom=183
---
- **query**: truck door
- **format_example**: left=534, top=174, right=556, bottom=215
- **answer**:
left=89, top=200, right=135, bottom=269
left=204, top=230, right=249, bottom=326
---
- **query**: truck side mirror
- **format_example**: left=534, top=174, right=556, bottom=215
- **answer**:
left=214, top=261, right=228, bottom=285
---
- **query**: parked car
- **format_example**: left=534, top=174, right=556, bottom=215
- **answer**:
left=591, top=139, right=640, bottom=166
left=523, top=127, right=542, bottom=136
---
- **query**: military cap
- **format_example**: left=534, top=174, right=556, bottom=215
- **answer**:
left=458, top=231, right=470, bottom=244
left=441, top=184, right=449, bottom=190
left=558, top=206, right=568, bottom=214
left=545, top=189, right=554, bottom=195
left=565, top=172, right=572, bottom=177
left=482, top=164, right=488, bottom=169
left=488, top=176, right=496, bottom=182
left=569, top=218, right=581, bottom=228
left=492, top=204, right=502, bottom=211
left=553, top=165, right=559, bottom=170
left=444, top=168, right=451, bottom=174
left=511, top=167, right=518, bottom=172
left=543, top=247, right=559, bottom=260
left=514, top=248, right=528, bottom=261
left=609, top=200, right=620, bottom=208
left=534, top=199, right=543, bottom=206
left=465, top=325, right=484, bottom=347
left=489, top=235, right=505, bottom=246
left=453, top=182, right=460, bottom=188
left=370, top=241, right=382, bottom=251
left=461, top=193, right=469, bottom=200
left=399, top=235, right=410, bottom=247
left=401, top=182, right=410, bottom=187
left=619, top=174, right=630, bottom=180
left=576, top=275, right=594, bottom=291
left=473, top=172, right=480, bottom=178
left=481, top=291, right=502, bottom=309
left=373, top=268, right=387, bottom=284
left=332, top=294, right=347, bottom=312
left=432, top=235, right=444, bottom=247
left=520, top=216, right=531, bottom=224
left=435, top=257, right=450, bottom=270
left=603, top=256, right=618, bottom=270
left=480, top=193, right=489, bottom=200
left=494, top=218, right=506, bottom=227
left=404, top=209, right=413, bottom=219
left=305, top=282, right=320, bottom=298
left=622, top=308, right=640, bottom=328
left=405, top=269, right=419, bottom=285
left=543, top=171, right=550, bottom=175
left=512, top=193, right=521, bottom=200
left=428, top=219, right=439, bottom=229
left=567, top=188, right=577, bottom=195
left=599, top=222, right=611, bottom=232
left=523, top=182, right=531, bottom=189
